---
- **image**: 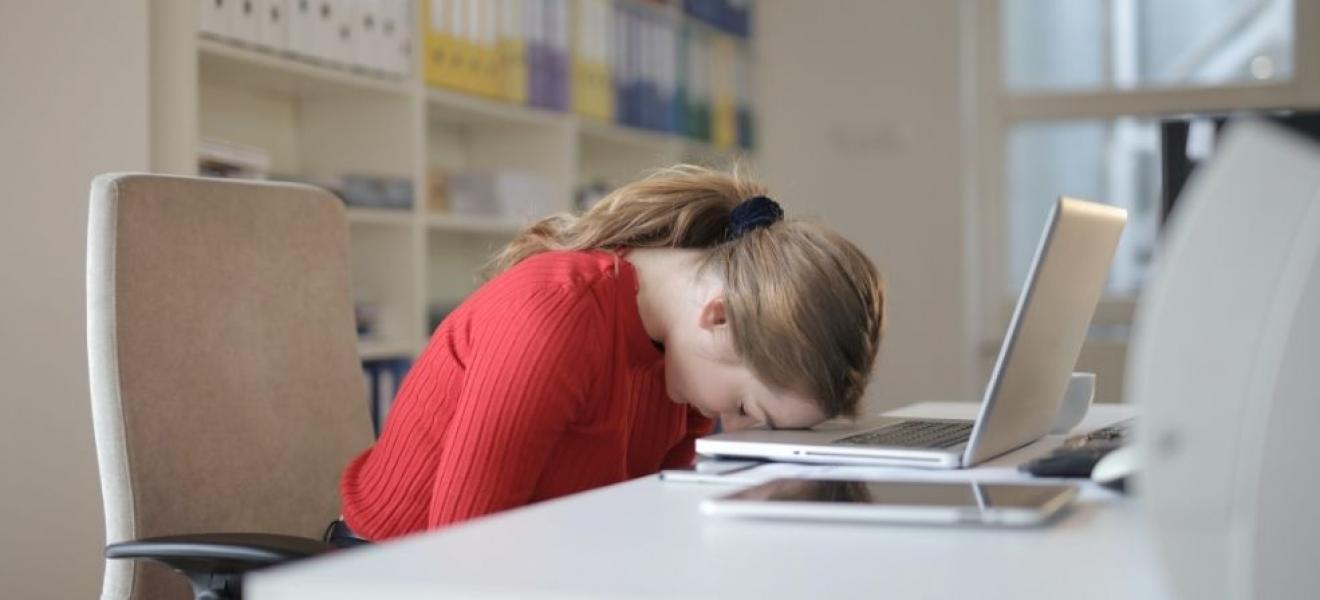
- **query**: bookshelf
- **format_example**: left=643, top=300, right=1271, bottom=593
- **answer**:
left=164, top=1, right=755, bottom=363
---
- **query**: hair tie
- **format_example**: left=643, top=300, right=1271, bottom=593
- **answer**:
left=728, top=195, right=784, bottom=239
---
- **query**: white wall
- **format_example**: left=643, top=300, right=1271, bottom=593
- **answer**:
left=756, top=1, right=971, bottom=413
left=0, top=1, right=150, bottom=598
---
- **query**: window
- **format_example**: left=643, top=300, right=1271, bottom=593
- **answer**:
left=1006, top=119, right=1160, bottom=294
left=1003, top=0, right=1294, bottom=92
left=966, top=0, right=1318, bottom=390
left=982, top=0, right=1304, bottom=301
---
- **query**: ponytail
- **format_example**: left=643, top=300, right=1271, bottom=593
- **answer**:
left=485, top=164, right=763, bottom=276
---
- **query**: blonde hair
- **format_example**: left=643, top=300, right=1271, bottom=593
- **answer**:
left=488, top=165, right=884, bottom=418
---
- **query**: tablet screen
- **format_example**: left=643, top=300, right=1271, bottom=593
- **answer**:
left=725, top=479, right=1074, bottom=510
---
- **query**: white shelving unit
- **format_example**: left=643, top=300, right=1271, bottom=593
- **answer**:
left=165, top=2, right=753, bottom=362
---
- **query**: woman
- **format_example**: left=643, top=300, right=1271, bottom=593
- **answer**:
left=336, top=165, right=885, bottom=541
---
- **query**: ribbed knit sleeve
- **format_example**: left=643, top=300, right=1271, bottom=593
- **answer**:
left=660, top=405, right=717, bottom=469
left=426, top=283, right=606, bottom=527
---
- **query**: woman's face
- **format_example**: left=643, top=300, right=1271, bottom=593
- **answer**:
left=663, top=297, right=826, bottom=431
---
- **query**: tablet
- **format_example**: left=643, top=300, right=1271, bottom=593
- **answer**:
left=701, top=479, right=1077, bottom=526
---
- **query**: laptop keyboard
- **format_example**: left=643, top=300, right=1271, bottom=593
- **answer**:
left=832, top=421, right=973, bottom=449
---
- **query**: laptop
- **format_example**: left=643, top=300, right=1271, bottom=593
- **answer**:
left=696, top=197, right=1127, bottom=469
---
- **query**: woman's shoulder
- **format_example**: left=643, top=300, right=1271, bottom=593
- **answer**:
left=501, top=249, right=628, bottom=290
left=460, top=250, right=631, bottom=319
left=456, top=250, right=628, bottom=342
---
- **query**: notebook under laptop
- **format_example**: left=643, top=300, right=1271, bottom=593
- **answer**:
left=696, top=197, right=1127, bottom=469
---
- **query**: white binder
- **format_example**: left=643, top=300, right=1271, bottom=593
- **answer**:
left=350, top=0, right=382, bottom=72
left=255, top=0, right=289, bottom=51
left=328, top=0, right=355, bottom=66
left=199, top=0, right=231, bottom=38
left=288, top=0, right=319, bottom=59
left=380, top=0, right=405, bottom=75
left=382, top=0, right=413, bottom=76
left=308, top=0, right=338, bottom=63
left=231, top=0, right=262, bottom=46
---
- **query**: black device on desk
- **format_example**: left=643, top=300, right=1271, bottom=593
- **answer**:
left=1021, top=419, right=1133, bottom=480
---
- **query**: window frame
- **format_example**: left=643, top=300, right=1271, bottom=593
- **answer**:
left=960, top=0, right=1320, bottom=385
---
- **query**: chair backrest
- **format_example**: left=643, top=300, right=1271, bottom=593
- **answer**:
left=87, top=174, right=375, bottom=599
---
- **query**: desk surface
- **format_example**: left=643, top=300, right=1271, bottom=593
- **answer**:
left=250, top=403, right=1170, bottom=599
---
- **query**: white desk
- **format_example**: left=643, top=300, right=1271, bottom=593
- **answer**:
left=250, top=403, right=1171, bottom=599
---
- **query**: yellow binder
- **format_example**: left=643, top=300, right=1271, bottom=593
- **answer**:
left=710, top=35, right=736, bottom=150
left=423, top=0, right=466, bottom=91
left=572, top=0, right=612, bottom=120
left=473, top=0, right=502, bottom=98
left=498, top=0, right=528, bottom=103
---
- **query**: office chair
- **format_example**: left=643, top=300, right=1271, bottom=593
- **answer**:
left=86, top=174, right=375, bottom=600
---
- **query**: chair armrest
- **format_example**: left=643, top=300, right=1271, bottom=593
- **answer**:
left=106, top=533, right=332, bottom=571
left=106, top=533, right=333, bottom=600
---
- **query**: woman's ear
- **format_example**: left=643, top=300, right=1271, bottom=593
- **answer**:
left=697, top=296, right=729, bottom=331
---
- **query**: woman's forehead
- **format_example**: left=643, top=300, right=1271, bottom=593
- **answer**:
left=752, top=382, right=826, bottom=428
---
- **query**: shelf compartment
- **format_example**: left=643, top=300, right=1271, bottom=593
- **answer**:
left=198, top=38, right=412, bottom=99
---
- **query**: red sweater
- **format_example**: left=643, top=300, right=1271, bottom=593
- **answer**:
left=340, top=250, right=713, bottom=540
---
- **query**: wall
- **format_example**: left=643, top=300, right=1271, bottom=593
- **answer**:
left=756, top=1, right=972, bottom=413
left=0, top=1, right=150, bottom=597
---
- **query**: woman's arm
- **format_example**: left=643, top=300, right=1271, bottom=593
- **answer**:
left=659, top=406, right=716, bottom=469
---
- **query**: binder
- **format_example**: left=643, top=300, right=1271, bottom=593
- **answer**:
left=647, top=16, right=663, bottom=130
left=734, top=46, right=754, bottom=149
left=572, top=0, right=612, bottom=121
left=710, top=35, right=736, bottom=149
left=232, top=0, right=262, bottom=46
left=199, top=0, right=232, bottom=39
left=612, top=1, right=628, bottom=124
left=288, top=0, right=318, bottom=59
left=460, top=0, right=484, bottom=94
left=596, top=0, right=616, bottom=121
left=498, top=0, right=529, bottom=103
left=658, top=17, right=677, bottom=133
left=455, top=0, right=482, bottom=94
left=255, top=0, right=289, bottom=51
left=680, top=24, right=710, bottom=140
left=422, top=0, right=446, bottom=85
left=635, top=10, right=648, bottom=127
left=379, top=0, right=401, bottom=75
left=477, top=0, right=502, bottom=97
left=308, top=0, right=338, bottom=64
left=571, top=0, right=588, bottom=116
left=547, top=0, right=569, bottom=110
left=643, top=16, right=663, bottom=131
left=693, top=31, right=711, bottom=141
left=619, top=6, right=639, bottom=126
left=684, top=0, right=750, bottom=38
left=527, top=0, right=547, bottom=106
left=383, top=0, right=413, bottom=76
left=675, top=17, right=690, bottom=135
left=329, top=0, right=355, bottom=66
left=424, top=0, right=462, bottom=89
left=729, top=0, right=751, bottom=37
left=349, top=0, right=380, bottom=72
